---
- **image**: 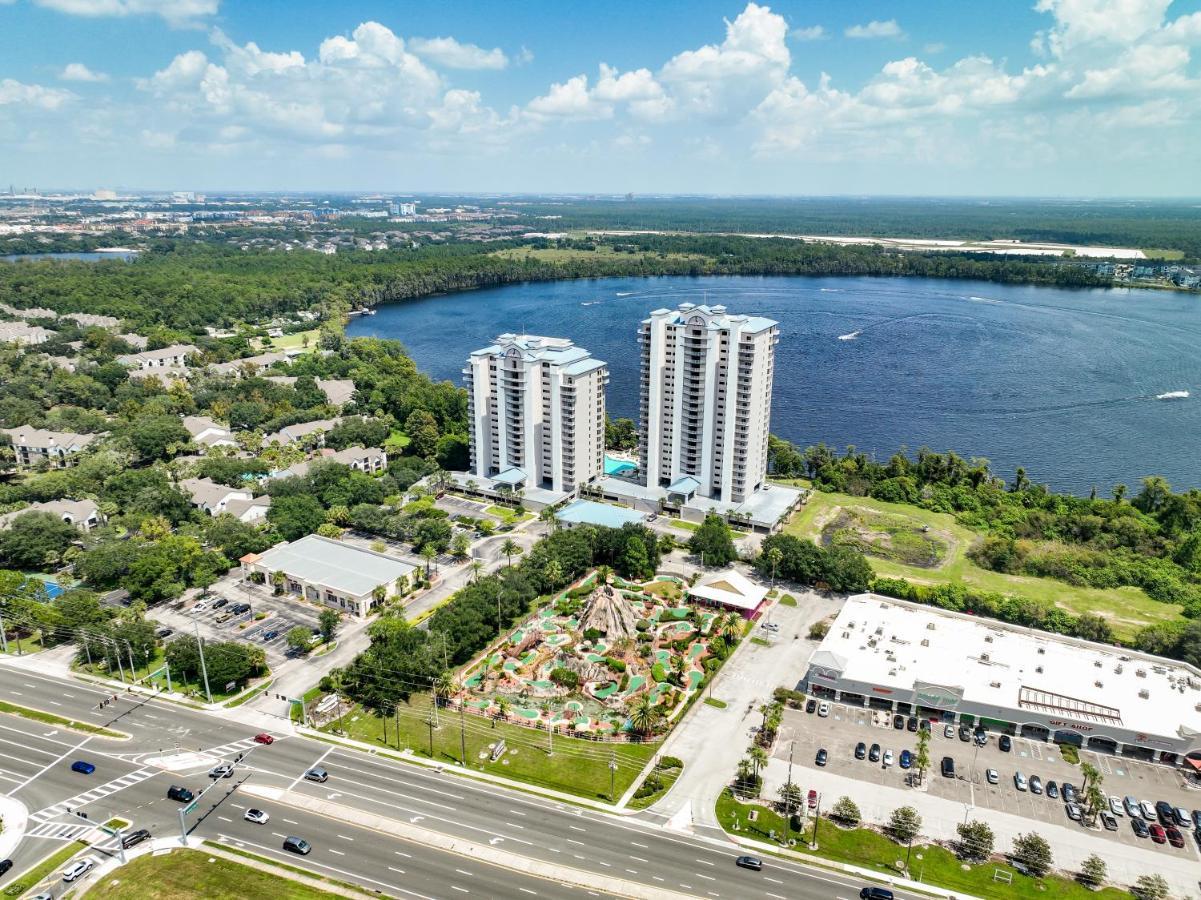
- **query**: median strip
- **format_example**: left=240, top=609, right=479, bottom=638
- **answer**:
left=0, top=699, right=127, bottom=739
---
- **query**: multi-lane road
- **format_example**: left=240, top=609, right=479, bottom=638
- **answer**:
left=0, top=668, right=913, bottom=900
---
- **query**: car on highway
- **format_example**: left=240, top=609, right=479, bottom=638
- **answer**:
left=1100, top=811, right=1118, bottom=831
left=1149, top=823, right=1167, bottom=844
left=121, top=829, right=151, bottom=849
left=1109, top=796, right=1124, bottom=817
left=899, top=750, right=912, bottom=770
left=208, top=764, right=234, bottom=779
left=869, top=743, right=881, bottom=763
left=882, top=749, right=894, bottom=768
left=999, top=734, right=1012, bottom=752
left=859, top=888, right=894, bottom=900
left=1014, top=772, right=1027, bottom=792
left=253, top=732, right=274, bottom=745
left=1131, top=817, right=1149, bottom=838
left=815, top=748, right=828, bottom=767
left=71, top=760, right=95, bottom=775
left=282, top=836, right=311, bottom=855
left=244, top=808, right=269, bottom=824
left=304, top=767, right=328, bottom=783
left=1141, top=800, right=1157, bottom=821
left=943, top=724, right=955, bottom=739
left=167, top=785, right=194, bottom=803
left=1165, top=826, right=1185, bottom=848
left=1065, top=802, right=1083, bottom=822
left=817, top=701, right=830, bottom=717
left=62, top=859, right=94, bottom=882
left=1029, top=775, right=1043, bottom=795
left=735, top=855, right=763, bottom=871
left=986, top=768, right=999, bottom=785
left=1046, top=780, right=1059, bottom=800
left=1124, top=796, right=1142, bottom=818
left=855, top=742, right=867, bottom=760
left=0, top=860, right=11, bottom=876
left=805, top=699, right=816, bottom=714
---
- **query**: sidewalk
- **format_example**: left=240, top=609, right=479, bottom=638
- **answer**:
left=761, top=759, right=1201, bottom=898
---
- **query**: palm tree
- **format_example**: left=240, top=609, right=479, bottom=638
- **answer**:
left=748, top=745, right=768, bottom=780
left=721, top=613, right=742, bottom=642
left=672, top=653, right=688, bottom=684
left=764, top=547, right=783, bottom=589
left=539, top=505, right=558, bottom=534
left=433, top=671, right=458, bottom=708
left=271, top=570, right=286, bottom=595
left=628, top=694, right=659, bottom=736
left=470, top=559, right=484, bottom=582
left=501, top=538, right=520, bottom=568
left=543, top=559, right=564, bottom=591
left=493, top=696, right=510, bottom=727
left=1113, top=483, right=1127, bottom=503
left=420, top=543, right=438, bottom=578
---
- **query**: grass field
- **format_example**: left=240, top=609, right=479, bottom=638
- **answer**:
left=252, top=329, right=321, bottom=352
left=1141, top=248, right=1185, bottom=260
left=715, top=791, right=1127, bottom=900
left=87, top=849, right=341, bottom=900
left=785, top=489, right=1181, bottom=640
left=319, top=691, right=656, bottom=801
left=0, top=699, right=125, bottom=737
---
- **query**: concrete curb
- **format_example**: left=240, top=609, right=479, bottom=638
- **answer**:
left=240, top=784, right=693, bottom=900
left=0, top=794, right=28, bottom=860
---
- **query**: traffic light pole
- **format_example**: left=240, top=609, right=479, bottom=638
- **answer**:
left=193, top=622, right=212, bottom=704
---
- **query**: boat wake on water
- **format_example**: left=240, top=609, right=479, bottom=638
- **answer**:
left=1156, top=390, right=1190, bottom=400
left=837, top=331, right=862, bottom=341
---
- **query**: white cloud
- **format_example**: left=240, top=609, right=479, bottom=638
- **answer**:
left=924, top=42, right=947, bottom=54
left=34, top=0, right=217, bottom=24
left=845, top=19, right=904, bottom=39
left=526, top=74, right=608, bottom=120
left=409, top=36, right=508, bottom=70
left=0, top=78, right=74, bottom=109
left=1066, top=43, right=1195, bottom=97
left=1033, top=0, right=1171, bottom=53
left=60, top=62, right=109, bottom=82
left=790, top=25, right=825, bottom=41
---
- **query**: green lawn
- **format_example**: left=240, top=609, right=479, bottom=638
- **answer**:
left=319, top=692, right=656, bottom=801
left=669, top=519, right=700, bottom=532
left=485, top=505, right=533, bottom=524
left=0, top=840, right=87, bottom=897
left=87, top=849, right=341, bottom=900
left=1141, top=248, right=1185, bottom=260
left=715, top=791, right=1127, bottom=900
left=786, top=490, right=1180, bottom=639
left=626, top=761, right=683, bottom=810
left=253, top=329, right=321, bottom=352
left=0, top=699, right=125, bottom=738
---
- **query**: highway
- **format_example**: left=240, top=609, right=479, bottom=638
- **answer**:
left=0, top=667, right=919, bottom=900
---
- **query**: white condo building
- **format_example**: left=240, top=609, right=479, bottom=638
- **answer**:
left=464, top=334, right=608, bottom=495
left=638, top=303, right=778, bottom=504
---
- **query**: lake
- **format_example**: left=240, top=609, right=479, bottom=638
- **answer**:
left=1, top=250, right=139, bottom=262
left=347, top=275, right=1201, bottom=494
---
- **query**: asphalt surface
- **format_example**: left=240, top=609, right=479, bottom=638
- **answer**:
left=0, top=668, right=919, bottom=900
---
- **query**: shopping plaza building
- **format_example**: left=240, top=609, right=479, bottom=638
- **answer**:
left=804, top=594, right=1201, bottom=768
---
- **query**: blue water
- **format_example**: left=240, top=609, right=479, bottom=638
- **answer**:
left=604, top=456, right=638, bottom=476
left=348, top=275, right=1201, bottom=494
left=1, top=250, right=139, bottom=262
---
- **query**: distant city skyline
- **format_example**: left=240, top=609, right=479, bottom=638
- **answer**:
left=2, top=0, right=1200, bottom=196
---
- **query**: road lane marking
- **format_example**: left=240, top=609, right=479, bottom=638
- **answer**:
left=328, top=849, right=345, bottom=856
left=336, top=834, right=354, bottom=841
left=451, top=887, right=469, bottom=893
left=504, top=821, right=525, bottom=829
left=766, top=893, right=786, bottom=899
left=566, top=839, right=585, bottom=846
left=283, top=819, right=298, bottom=825
left=695, top=873, right=715, bottom=881
left=218, top=816, right=231, bottom=822
left=630, top=856, right=647, bottom=863
left=568, top=825, right=586, bottom=832
left=6, top=732, right=92, bottom=795
left=49, top=701, right=62, bottom=707
left=455, top=869, right=472, bottom=877
left=394, top=850, right=411, bottom=858
left=696, top=859, right=714, bottom=865
left=271, top=832, right=286, bottom=838
left=763, top=876, right=783, bottom=884
left=388, top=866, right=405, bottom=874
left=630, top=841, right=648, bottom=848
left=519, top=890, right=536, bottom=896
left=288, top=747, right=333, bottom=791
left=508, top=809, right=526, bottom=816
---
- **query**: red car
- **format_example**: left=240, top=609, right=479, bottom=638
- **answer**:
left=1165, top=826, right=1185, bottom=848
left=807, top=789, right=818, bottom=809
left=253, top=733, right=274, bottom=745
left=1149, top=823, right=1167, bottom=844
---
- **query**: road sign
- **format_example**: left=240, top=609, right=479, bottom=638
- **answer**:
left=184, top=801, right=198, bottom=814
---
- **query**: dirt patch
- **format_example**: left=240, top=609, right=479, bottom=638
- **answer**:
left=820, top=507, right=953, bottom=569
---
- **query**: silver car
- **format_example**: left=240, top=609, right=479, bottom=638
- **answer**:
left=1124, top=795, right=1142, bottom=818
left=1109, top=796, right=1124, bottom=817
left=986, top=768, right=999, bottom=784
left=1140, top=800, right=1157, bottom=821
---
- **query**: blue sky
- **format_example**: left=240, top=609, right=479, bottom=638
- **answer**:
left=2, top=0, right=1200, bottom=195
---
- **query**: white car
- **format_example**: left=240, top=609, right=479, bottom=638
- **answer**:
left=208, top=763, right=234, bottom=779
left=986, top=768, right=999, bottom=785
left=1014, top=772, right=1028, bottom=791
left=882, top=749, right=894, bottom=768
left=817, top=701, right=830, bottom=718
left=62, top=858, right=94, bottom=882
left=244, top=808, right=270, bottom=824
left=1109, top=796, right=1124, bottom=817
left=193, top=599, right=209, bottom=612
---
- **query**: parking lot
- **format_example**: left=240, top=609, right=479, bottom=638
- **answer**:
left=779, top=701, right=1201, bottom=858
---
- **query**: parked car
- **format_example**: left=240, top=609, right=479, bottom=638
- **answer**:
left=1131, top=817, right=1150, bottom=838
left=1173, top=806, right=1191, bottom=828
left=941, top=757, right=955, bottom=778
left=958, top=725, right=971, bottom=742
left=817, top=701, right=830, bottom=718
left=855, top=742, right=867, bottom=760
left=1165, top=826, right=1185, bottom=848
left=906, top=716, right=918, bottom=732
left=244, top=808, right=269, bottom=825
left=304, top=768, right=328, bottom=783
left=1065, top=802, right=1083, bottom=821
left=1100, top=811, right=1118, bottom=831
left=1046, top=780, right=1060, bottom=800
left=1193, top=809, right=1201, bottom=830
left=121, top=828, right=151, bottom=849
left=805, top=699, right=816, bottom=714
left=986, top=768, right=999, bottom=785
left=1149, top=823, right=1167, bottom=844
left=869, top=743, right=881, bottom=763
left=1124, top=796, right=1142, bottom=818
left=253, top=732, right=274, bottom=745
left=71, top=760, right=95, bottom=775
left=735, top=855, right=763, bottom=871
left=899, top=750, right=912, bottom=770
left=1141, top=800, right=1158, bottom=821
left=193, top=599, right=210, bottom=612
left=998, top=734, right=1012, bottom=752
left=815, top=748, right=828, bottom=767
left=1029, top=775, right=1043, bottom=795
left=943, top=724, right=955, bottom=739
left=262, top=630, right=280, bottom=642
left=62, top=859, right=94, bottom=882
left=282, top=836, right=311, bottom=855
left=1062, top=783, right=1078, bottom=803
left=1155, top=800, right=1175, bottom=826
left=892, top=714, right=904, bottom=730
left=211, top=597, right=229, bottom=610
left=1109, top=796, right=1124, bottom=817
left=155, top=627, right=173, bottom=639
left=882, top=750, right=894, bottom=768
left=1014, top=772, right=1027, bottom=792
left=807, top=789, right=818, bottom=809
left=215, top=611, right=235, bottom=624
left=973, top=729, right=987, bottom=746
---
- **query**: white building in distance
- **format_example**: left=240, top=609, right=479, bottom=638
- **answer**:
left=638, top=303, right=777, bottom=504
left=464, top=334, right=607, bottom=496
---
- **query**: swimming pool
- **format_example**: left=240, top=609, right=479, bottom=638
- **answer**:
left=604, top=456, right=637, bottom=476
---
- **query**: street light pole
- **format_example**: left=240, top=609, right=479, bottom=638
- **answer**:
left=193, top=621, right=212, bottom=704
left=609, top=752, right=617, bottom=802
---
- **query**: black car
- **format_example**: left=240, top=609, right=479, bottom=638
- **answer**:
left=860, top=888, right=894, bottom=900
left=1155, top=800, right=1175, bottom=826
left=155, top=627, right=173, bottom=639
left=735, top=855, right=763, bottom=871
left=869, top=743, right=881, bottom=763
left=805, top=699, right=816, bottom=714
left=906, top=716, right=918, bottom=732
left=211, top=597, right=229, bottom=609
left=1046, top=780, right=1060, bottom=800
left=855, top=742, right=867, bottom=760
left=958, top=725, right=971, bottom=742
left=167, top=785, right=194, bottom=803
left=282, top=836, right=311, bottom=855
left=231, top=602, right=251, bottom=615
left=1131, top=817, right=1150, bottom=838
left=1062, top=783, right=1078, bottom=803
left=941, top=756, right=955, bottom=778
left=122, top=828, right=152, bottom=849
left=892, top=714, right=904, bottom=730
left=999, top=734, right=1012, bottom=752
left=0, top=860, right=11, bottom=876
left=815, top=748, right=828, bottom=767
left=1193, top=809, right=1201, bottom=830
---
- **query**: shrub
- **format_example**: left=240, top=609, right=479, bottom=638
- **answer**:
left=635, top=619, right=650, bottom=632
left=566, top=585, right=592, bottom=599
left=956, top=820, right=994, bottom=860
left=830, top=796, right=860, bottom=826
left=887, top=806, right=922, bottom=843
left=549, top=667, right=580, bottom=689
left=1011, top=832, right=1052, bottom=877
left=808, top=620, right=830, bottom=640
left=773, top=687, right=807, bottom=708
left=584, top=627, right=602, bottom=643
left=634, top=773, right=664, bottom=798
left=659, top=755, right=684, bottom=769
left=651, top=662, right=669, bottom=683
left=606, top=657, right=627, bottom=672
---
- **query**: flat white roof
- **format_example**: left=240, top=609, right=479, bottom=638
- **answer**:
left=817, top=594, right=1201, bottom=741
left=556, top=499, right=647, bottom=529
left=249, top=534, right=414, bottom=599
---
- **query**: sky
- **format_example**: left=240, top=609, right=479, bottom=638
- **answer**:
left=2, top=0, right=1200, bottom=196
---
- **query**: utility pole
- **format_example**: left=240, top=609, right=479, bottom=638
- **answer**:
left=113, top=641, right=125, bottom=683
left=609, top=752, right=618, bottom=802
left=810, top=792, right=822, bottom=850
left=784, top=740, right=795, bottom=822
left=547, top=716, right=553, bottom=756
left=125, top=640, right=136, bottom=682
left=459, top=700, right=467, bottom=767
left=427, top=715, right=435, bottom=758
left=0, top=614, right=7, bottom=654
left=193, top=621, right=212, bottom=704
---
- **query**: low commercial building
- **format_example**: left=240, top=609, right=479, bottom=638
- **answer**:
left=0, top=426, right=99, bottom=468
left=0, top=499, right=102, bottom=532
left=803, top=593, right=1201, bottom=767
left=116, top=343, right=199, bottom=370
left=686, top=569, right=769, bottom=618
left=554, top=498, right=647, bottom=530
left=240, top=534, right=416, bottom=617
